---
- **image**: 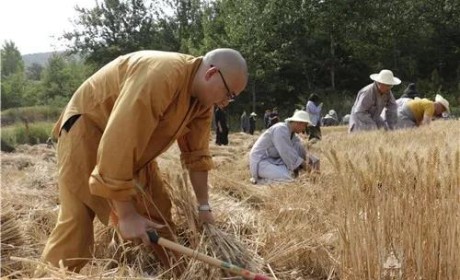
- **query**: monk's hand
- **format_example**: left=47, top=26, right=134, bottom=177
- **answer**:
left=113, top=200, right=164, bottom=247
left=117, top=212, right=165, bottom=246
left=198, top=210, right=215, bottom=225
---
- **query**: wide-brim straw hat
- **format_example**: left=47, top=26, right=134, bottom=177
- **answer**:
left=370, top=69, right=401, bottom=85
left=285, top=110, right=311, bottom=124
left=435, top=94, right=450, bottom=113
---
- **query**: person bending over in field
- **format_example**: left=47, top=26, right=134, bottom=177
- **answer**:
left=348, top=69, right=401, bottom=133
left=249, top=110, right=319, bottom=185
left=394, top=94, right=450, bottom=129
left=36, top=48, right=248, bottom=275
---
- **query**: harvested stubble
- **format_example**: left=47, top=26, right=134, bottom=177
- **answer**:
left=1, top=146, right=59, bottom=278
left=2, top=121, right=458, bottom=279
left=166, top=170, right=269, bottom=279
left=1, top=203, right=26, bottom=276
left=210, top=173, right=268, bottom=208
left=256, top=180, right=338, bottom=279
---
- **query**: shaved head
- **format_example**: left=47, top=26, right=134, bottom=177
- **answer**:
left=203, top=48, right=248, bottom=86
left=191, top=48, right=248, bottom=107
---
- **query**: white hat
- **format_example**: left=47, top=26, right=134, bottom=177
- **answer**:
left=250, top=112, right=257, bottom=116
left=370, top=69, right=401, bottom=85
left=285, top=110, right=311, bottom=124
left=435, top=94, right=450, bottom=113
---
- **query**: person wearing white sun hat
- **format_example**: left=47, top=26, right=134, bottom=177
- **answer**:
left=349, top=69, right=401, bottom=133
left=394, top=94, right=450, bottom=129
left=249, top=110, right=320, bottom=184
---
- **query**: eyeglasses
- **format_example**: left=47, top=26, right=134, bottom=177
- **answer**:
left=215, top=67, right=236, bottom=102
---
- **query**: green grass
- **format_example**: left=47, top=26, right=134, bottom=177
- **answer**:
left=1, top=121, right=55, bottom=148
left=1, top=106, right=62, bottom=126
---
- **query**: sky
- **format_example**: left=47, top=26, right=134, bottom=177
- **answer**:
left=0, top=0, right=96, bottom=55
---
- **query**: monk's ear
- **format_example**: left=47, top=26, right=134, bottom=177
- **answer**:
left=204, top=65, right=218, bottom=80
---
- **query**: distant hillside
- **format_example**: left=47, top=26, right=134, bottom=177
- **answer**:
left=22, top=52, right=57, bottom=67
left=22, top=51, right=83, bottom=68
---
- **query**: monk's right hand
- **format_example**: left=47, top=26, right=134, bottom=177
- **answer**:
left=112, top=200, right=164, bottom=246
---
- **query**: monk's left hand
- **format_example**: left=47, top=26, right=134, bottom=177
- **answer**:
left=198, top=210, right=215, bottom=225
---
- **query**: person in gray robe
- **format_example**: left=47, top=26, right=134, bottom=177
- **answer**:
left=249, top=110, right=319, bottom=184
left=348, top=69, right=401, bottom=133
left=322, top=109, right=339, bottom=126
left=240, top=110, right=250, bottom=133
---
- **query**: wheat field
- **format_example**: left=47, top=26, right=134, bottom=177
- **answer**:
left=1, top=119, right=459, bottom=279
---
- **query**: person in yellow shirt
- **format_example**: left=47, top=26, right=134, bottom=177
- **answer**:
left=38, top=49, right=248, bottom=274
left=396, top=94, right=450, bottom=129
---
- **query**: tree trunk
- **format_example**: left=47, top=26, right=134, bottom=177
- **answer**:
left=330, top=33, right=336, bottom=90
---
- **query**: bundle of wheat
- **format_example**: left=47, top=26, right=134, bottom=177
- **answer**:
left=1, top=202, right=25, bottom=276
left=24, top=206, right=59, bottom=247
left=210, top=174, right=268, bottom=207
left=85, top=211, right=167, bottom=278
left=165, top=170, right=271, bottom=279
left=203, top=223, right=262, bottom=273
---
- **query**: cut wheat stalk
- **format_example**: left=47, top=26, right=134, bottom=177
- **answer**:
left=165, top=169, right=272, bottom=278
left=147, top=231, right=274, bottom=280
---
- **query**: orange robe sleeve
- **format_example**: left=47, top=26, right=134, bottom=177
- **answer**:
left=178, top=107, right=215, bottom=172
left=89, top=61, right=178, bottom=201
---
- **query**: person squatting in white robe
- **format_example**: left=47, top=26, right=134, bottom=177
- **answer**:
left=249, top=110, right=319, bottom=184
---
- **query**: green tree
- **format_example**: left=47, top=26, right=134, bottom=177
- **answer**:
left=26, top=63, right=44, bottom=80
left=22, top=80, right=43, bottom=106
left=1, top=72, right=26, bottom=109
left=63, top=0, right=167, bottom=67
left=55, top=0, right=459, bottom=114
left=1, top=41, right=26, bottom=109
left=1, top=41, right=24, bottom=77
left=411, top=0, right=460, bottom=88
left=215, top=0, right=318, bottom=109
left=40, top=54, right=88, bottom=106
left=164, top=0, right=205, bottom=54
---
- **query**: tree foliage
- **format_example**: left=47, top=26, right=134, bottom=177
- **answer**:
left=0, top=43, right=90, bottom=109
left=1, top=72, right=26, bottom=109
left=26, top=63, right=44, bottom=81
left=1, top=41, right=24, bottom=78
left=1, top=41, right=26, bottom=109
left=2, top=0, right=459, bottom=117
left=62, top=0, right=167, bottom=66
left=40, top=54, right=89, bottom=107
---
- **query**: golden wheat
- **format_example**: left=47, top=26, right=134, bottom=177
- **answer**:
left=1, top=120, right=458, bottom=279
